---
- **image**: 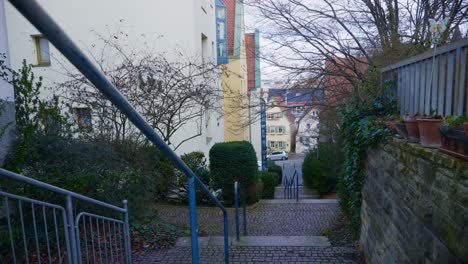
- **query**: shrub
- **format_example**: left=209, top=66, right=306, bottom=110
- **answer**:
left=209, top=141, right=258, bottom=205
left=302, top=143, right=344, bottom=197
left=259, top=171, right=277, bottom=199
left=165, top=151, right=217, bottom=204
left=267, top=160, right=282, bottom=185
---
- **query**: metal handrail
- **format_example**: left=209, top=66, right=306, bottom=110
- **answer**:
left=283, top=167, right=299, bottom=201
left=8, top=1, right=230, bottom=263
left=234, top=181, right=247, bottom=241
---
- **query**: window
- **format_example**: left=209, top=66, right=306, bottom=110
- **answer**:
left=268, top=126, right=275, bottom=134
left=278, top=126, right=284, bottom=134
left=278, top=141, right=284, bottom=148
left=74, top=107, right=92, bottom=128
left=306, top=123, right=311, bottom=129
left=269, top=141, right=275, bottom=148
left=33, top=35, right=50, bottom=65
left=215, top=0, right=228, bottom=64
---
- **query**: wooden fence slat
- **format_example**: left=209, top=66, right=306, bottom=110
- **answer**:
left=414, top=62, right=421, bottom=113
left=445, top=51, right=455, bottom=115
left=438, top=54, right=447, bottom=115
left=453, top=48, right=461, bottom=115
left=419, top=59, right=426, bottom=114
left=398, top=68, right=403, bottom=113
left=431, top=57, right=439, bottom=112
left=461, top=48, right=468, bottom=116
left=405, top=66, right=411, bottom=113
left=425, top=59, right=432, bottom=115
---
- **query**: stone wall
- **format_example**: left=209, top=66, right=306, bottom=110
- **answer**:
left=360, top=139, right=468, bottom=263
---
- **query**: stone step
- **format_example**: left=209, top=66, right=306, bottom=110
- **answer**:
left=176, top=235, right=331, bottom=247
left=260, top=199, right=338, bottom=204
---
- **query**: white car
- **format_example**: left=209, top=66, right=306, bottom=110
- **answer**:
left=267, top=151, right=288, bottom=161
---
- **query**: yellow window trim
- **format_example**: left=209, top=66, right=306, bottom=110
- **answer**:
left=32, top=35, right=51, bottom=66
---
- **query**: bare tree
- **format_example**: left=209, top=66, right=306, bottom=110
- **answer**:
left=57, top=32, right=223, bottom=150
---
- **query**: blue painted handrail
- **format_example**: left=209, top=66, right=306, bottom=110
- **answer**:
left=234, top=181, right=247, bottom=241
left=283, top=166, right=299, bottom=201
left=7, top=1, right=229, bottom=263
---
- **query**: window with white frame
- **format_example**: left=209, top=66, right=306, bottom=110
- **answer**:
left=216, top=0, right=228, bottom=64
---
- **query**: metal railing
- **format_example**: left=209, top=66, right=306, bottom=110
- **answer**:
left=382, top=39, right=468, bottom=116
left=283, top=164, right=299, bottom=201
left=233, top=181, right=247, bottom=241
left=6, top=0, right=230, bottom=263
left=0, top=168, right=131, bottom=264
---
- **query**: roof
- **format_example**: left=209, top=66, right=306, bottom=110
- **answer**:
left=267, top=88, right=322, bottom=105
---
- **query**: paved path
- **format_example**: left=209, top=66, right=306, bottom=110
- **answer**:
left=153, top=200, right=339, bottom=236
left=134, top=245, right=359, bottom=263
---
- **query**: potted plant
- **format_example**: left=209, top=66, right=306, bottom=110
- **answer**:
left=439, top=115, right=468, bottom=160
left=417, top=108, right=442, bottom=147
left=403, top=114, right=420, bottom=141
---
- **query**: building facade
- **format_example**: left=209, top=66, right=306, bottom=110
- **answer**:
left=221, top=0, right=250, bottom=142
left=3, top=0, right=226, bottom=157
left=0, top=0, right=15, bottom=165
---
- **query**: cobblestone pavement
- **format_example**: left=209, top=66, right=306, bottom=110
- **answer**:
left=156, top=201, right=339, bottom=236
left=134, top=245, right=360, bottom=263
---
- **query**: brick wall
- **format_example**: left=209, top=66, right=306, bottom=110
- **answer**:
left=361, top=139, right=468, bottom=263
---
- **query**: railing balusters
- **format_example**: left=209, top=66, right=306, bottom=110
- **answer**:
left=42, top=206, right=52, bottom=264
left=83, top=214, right=90, bottom=264
left=96, top=217, right=103, bottom=264
left=119, top=223, right=125, bottom=263
left=102, top=219, right=108, bottom=264
left=52, top=208, right=63, bottom=264
left=108, top=220, right=114, bottom=263
left=32, top=203, right=42, bottom=264
left=90, top=215, right=97, bottom=264
left=5, top=197, right=17, bottom=264
left=19, top=200, right=30, bottom=264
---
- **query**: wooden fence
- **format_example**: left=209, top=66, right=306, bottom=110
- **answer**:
left=382, top=39, right=468, bottom=116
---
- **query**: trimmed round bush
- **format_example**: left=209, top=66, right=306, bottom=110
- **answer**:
left=209, top=141, right=258, bottom=205
left=302, top=143, right=344, bottom=197
left=267, top=160, right=283, bottom=185
left=259, top=171, right=277, bottom=199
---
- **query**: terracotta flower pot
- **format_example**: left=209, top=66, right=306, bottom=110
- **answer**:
left=404, top=120, right=420, bottom=141
left=440, top=129, right=468, bottom=161
left=464, top=122, right=468, bottom=134
left=417, top=118, right=442, bottom=147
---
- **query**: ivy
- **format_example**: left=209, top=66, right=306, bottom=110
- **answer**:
left=337, top=92, right=397, bottom=237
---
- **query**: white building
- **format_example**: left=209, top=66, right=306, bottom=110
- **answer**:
left=0, top=0, right=15, bottom=165
left=296, top=108, right=320, bottom=153
left=2, top=0, right=226, bottom=157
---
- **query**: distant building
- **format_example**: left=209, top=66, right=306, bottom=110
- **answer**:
left=265, top=88, right=321, bottom=153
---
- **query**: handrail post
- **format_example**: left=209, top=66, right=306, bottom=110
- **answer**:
left=242, top=194, right=247, bottom=236
left=234, top=182, right=240, bottom=241
left=223, top=211, right=229, bottom=264
left=123, top=200, right=132, bottom=264
left=296, top=170, right=299, bottom=202
left=188, top=177, right=200, bottom=264
left=66, top=195, right=78, bottom=264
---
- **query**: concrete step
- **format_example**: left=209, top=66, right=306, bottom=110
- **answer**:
left=176, top=235, right=331, bottom=247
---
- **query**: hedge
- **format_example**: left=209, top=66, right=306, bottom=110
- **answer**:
left=259, top=171, right=277, bottom=199
left=209, top=141, right=258, bottom=205
left=267, top=160, right=283, bottom=185
left=302, top=143, right=344, bottom=197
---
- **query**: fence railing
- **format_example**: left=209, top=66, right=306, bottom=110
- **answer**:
left=233, top=181, right=247, bottom=241
left=283, top=164, right=299, bottom=201
left=7, top=0, right=230, bottom=263
left=0, top=168, right=131, bottom=264
left=382, top=38, right=468, bottom=116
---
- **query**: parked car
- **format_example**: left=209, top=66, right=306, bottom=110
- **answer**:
left=267, top=151, right=288, bottom=160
